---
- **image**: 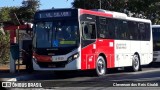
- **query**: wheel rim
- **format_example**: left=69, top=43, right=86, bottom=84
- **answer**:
left=97, top=58, right=105, bottom=75
left=133, top=55, right=139, bottom=70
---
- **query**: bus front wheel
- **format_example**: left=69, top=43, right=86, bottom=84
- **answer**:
left=96, top=56, right=107, bottom=76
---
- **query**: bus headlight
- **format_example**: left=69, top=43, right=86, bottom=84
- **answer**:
left=67, top=52, right=79, bottom=63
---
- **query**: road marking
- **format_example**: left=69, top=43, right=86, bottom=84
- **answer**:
left=7, top=78, right=17, bottom=81
left=1, top=78, right=17, bottom=81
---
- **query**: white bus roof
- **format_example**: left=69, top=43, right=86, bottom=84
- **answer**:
left=92, top=9, right=127, bottom=19
left=126, top=17, right=151, bottom=23
left=92, top=9, right=151, bottom=23
left=37, top=8, right=151, bottom=24
left=152, top=25, right=160, bottom=28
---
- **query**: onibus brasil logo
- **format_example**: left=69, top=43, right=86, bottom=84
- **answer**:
left=2, top=82, right=42, bottom=88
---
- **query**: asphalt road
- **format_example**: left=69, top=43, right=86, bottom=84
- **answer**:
left=13, top=62, right=160, bottom=81
left=2, top=62, right=160, bottom=90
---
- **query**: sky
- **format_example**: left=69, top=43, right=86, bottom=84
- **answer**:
left=0, top=0, right=74, bottom=9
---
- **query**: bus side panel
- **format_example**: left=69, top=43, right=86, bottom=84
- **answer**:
left=81, top=39, right=115, bottom=70
left=114, top=40, right=131, bottom=67
left=96, top=39, right=115, bottom=68
left=81, top=42, right=96, bottom=70
left=140, top=41, right=149, bottom=65
left=140, top=41, right=153, bottom=65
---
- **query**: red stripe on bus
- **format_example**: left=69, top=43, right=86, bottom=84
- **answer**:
left=34, top=53, right=52, bottom=62
left=81, top=39, right=115, bottom=70
left=81, top=42, right=96, bottom=70
left=96, top=39, right=115, bottom=68
left=80, top=9, right=113, bottom=18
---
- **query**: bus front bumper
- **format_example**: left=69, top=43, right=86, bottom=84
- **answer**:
left=32, top=58, right=81, bottom=71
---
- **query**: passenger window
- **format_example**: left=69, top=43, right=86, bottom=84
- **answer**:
left=84, top=25, right=90, bottom=39
left=82, top=22, right=96, bottom=40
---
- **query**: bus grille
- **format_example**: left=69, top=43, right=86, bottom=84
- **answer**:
left=37, top=61, right=67, bottom=68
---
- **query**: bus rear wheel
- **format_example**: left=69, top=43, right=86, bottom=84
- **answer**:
left=132, top=54, right=141, bottom=72
left=96, top=56, right=106, bottom=76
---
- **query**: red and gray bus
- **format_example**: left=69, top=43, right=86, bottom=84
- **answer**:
left=32, top=8, right=153, bottom=76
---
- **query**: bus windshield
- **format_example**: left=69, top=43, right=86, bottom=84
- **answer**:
left=33, top=20, right=79, bottom=48
left=153, top=27, right=160, bottom=51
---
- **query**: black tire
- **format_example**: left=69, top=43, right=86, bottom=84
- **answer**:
left=96, top=56, right=107, bottom=76
left=132, top=54, right=141, bottom=72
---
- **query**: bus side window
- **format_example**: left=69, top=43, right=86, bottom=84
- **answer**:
left=145, top=23, right=150, bottom=41
left=90, top=24, right=96, bottom=39
left=84, top=25, right=90, bottom=39
left=128, top=21, right=139, bottom=40
left=139, top=23, right=145, bottom=40
left=82, top=22, right=96, bottom=40
left=108, top=18, right=115, bottom=39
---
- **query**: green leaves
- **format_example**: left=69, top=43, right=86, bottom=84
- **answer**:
left=0, top=0, right=40, bottom=64
left=0, top=7, right=18, bottom=22
left=0, top=31, right=10, bottom=64
left=0, top=0, right=40, bottom=23
left=18, top=0, right=40, bottom=22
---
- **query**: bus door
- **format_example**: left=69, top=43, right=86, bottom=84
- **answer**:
left=81, top=22, right=97, bottom=69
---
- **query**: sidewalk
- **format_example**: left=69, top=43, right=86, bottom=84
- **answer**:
left=0, top=64, right=56, bottom=81
left=0, top=64, right=27, bottom=81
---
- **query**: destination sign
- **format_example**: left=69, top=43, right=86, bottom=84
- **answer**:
left=39, top=11, right=72, bottom=18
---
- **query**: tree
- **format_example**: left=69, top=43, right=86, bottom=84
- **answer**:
left=0, top=0, right=40, bottom=23
left=0, top=7, right=16, bottom=64
left=0, top=7, right=18, bottom=22
left=72, top=0, right=160, bottom=24
left=16, top=0, right=40, bottom=22
left=72, top=0, right=128, bottom=11
left=0, top=0, right=40, bottom=64
left=0, top=26, right=10, bottom=64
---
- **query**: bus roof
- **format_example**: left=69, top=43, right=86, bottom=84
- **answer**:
left=91, top=9, right=127, bottom=19
left=152, top=25, right=160, bottom=28
left=35, top=8, right=151, bottom=23
left=126, top=17, right=151, bottom=23
left=80, top=9, right=151, bottom=23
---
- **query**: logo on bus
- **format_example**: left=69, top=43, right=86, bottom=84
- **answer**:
left=116, top=43, right=127, bottom=49
left=53, top=40, right=59, bottom=47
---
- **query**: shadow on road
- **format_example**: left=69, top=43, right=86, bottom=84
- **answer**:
left=1, top=62, right=160, bottom=81
left=143, top=62, right=160, bottom=68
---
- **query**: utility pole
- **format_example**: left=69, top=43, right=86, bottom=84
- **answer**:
left=99, top=0, right=101, bottom=9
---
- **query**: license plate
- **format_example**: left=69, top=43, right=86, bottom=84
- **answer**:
left=53, top=56, right=65, bottom=61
